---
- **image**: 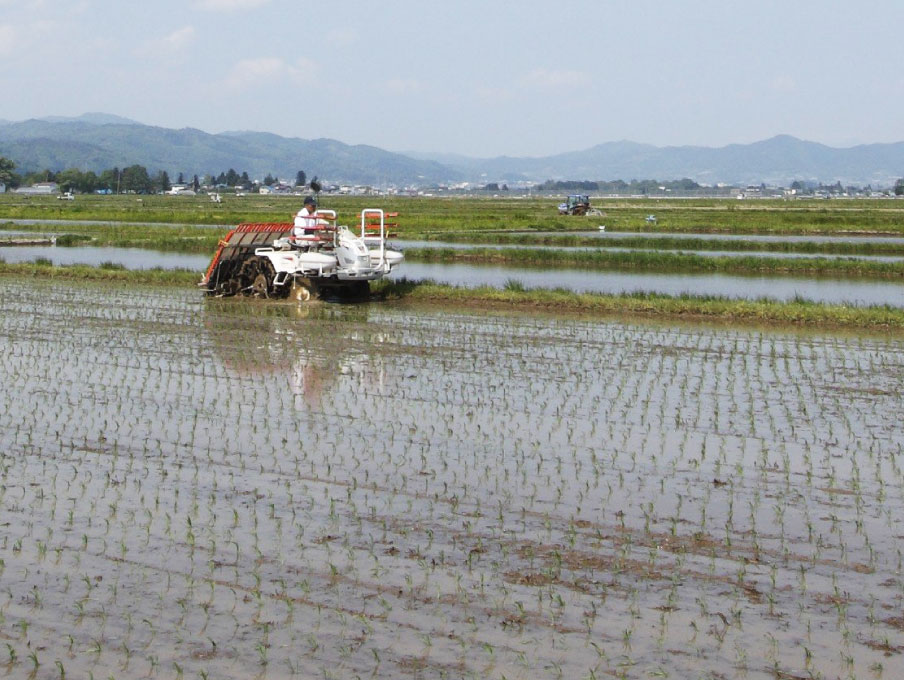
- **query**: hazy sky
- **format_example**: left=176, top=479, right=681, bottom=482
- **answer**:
left=3, top=0, right=902, bottom=157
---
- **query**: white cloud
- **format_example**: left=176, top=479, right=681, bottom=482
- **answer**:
left=227, top=57, right=284, bottom=88
left=162, top=26, right=195, bottom=49
left=385, top=78, right=420, bottom=94
left=520, top=68, right=590, bottom=91
left=225, top=56, right=316, bottom=90
left=474, top=85, right=514, bottom=103
left=133, top=26, right=195, bottom=59
left=0, top=0, right=44, bottom=7
left=196, top=0, right=270, bottom=10
left=325, top=28, right=358, bottom=47
left=0, top=24, right=17, bottom=55
left=770, top=75, right=797, bottom=94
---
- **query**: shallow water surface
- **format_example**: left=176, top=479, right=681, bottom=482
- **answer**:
left=3, top=243, right=902, bottom=307
left=0, top=244, right=210, bottom=270
left=0, top=280, right=902, bottom=679
left=398, top=261, right=904, bottom=307
left=531, top=229, right=904, bottom=244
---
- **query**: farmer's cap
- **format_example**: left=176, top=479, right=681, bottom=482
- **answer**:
left=303, top=196, right=316, bottom=207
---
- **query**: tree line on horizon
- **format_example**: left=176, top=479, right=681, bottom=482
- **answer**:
left=0, top=156, right=320, bottom=194
left=3, top=155, right=904, bottom=196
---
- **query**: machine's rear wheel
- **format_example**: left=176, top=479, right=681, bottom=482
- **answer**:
left=239, top=256, right=276, bottom=298
left=251, top=272, right=269, bottom=297
left=221, top=278, right=242, bottom=296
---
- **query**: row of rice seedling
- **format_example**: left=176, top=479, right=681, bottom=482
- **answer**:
left=3, top=264, right=903, bottom=330
left=0, top=278, right=902, bottom=678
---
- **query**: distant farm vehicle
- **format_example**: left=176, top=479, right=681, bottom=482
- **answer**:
left=58, top=191, right=74, bottom=201
left=199, top=208, right=403, bottom=302
left=645, top=214, right=657, bottom=225
left=557, top=194, right=604, bottom=216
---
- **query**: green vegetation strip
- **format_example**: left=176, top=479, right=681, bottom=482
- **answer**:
left=404, top=246, right=904, bottom=278
left=2, top=261, right=901, bottom=330
left=6, top=221, right=904, bottom=278
left=0, top=261, right=200, bottom=285
left=1, top=222, right=221, bottom=252
left=4, top=194, right=904, bottom=237
left=374, top=279, right=904, bottom=330
left=429, top=231, right=904, bottom=256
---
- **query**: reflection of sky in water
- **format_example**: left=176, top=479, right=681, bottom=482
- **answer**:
left=0, top=245, right=210, bottom=271
left=2, top=243, right=901, bottom=308
left=528, top=230, right=904, bottom=245
left=395, top=262, right=904, bottom=308
left=395, top=240, right=904, bottom=262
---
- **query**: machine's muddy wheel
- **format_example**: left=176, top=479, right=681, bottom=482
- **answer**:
left=289, top=277, right=318, bottom=302
left=251, top=273, right=269, bottom=297
left=221, top=278, right=242, bottom=297
left=240, top=256, right=276, bottom=298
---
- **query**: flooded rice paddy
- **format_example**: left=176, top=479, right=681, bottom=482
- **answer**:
left=532, top=231, right=904, bottom=245
left=2, top=242, right=903, bottom=307
left=397, top=239, right=904, bottom=263
left=399, top=262, right=904, bottom=307
left=1, top=279, right=904, bottom=679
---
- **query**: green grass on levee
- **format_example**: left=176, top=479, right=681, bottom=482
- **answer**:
left=2, top=193, right=904, bottom=237
left=2, top=261, right=903, bottom=332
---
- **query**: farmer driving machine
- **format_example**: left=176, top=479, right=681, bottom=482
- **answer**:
left=199, top=208, right=404, bottom=301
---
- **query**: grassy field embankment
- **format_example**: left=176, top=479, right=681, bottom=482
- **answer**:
left=428, top=231, right=904, bottom=255
left=2, top=194, right=902, bottom=328
left=2, top=261, right=902, bottom=331
left=4, top=202, right=904, bottom=279
left=3, top=193, right=904, bottom=237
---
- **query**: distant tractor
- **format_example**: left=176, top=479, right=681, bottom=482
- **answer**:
left=557, top=194, right=604, bottom=216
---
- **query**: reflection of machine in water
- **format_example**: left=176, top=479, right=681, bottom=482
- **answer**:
left=201, top=301, right=392, bottom=408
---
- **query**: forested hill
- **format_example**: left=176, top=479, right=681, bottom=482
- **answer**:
left=0, top=117, right=458, bottom=186
left=2, top=115, right=903, bottom=186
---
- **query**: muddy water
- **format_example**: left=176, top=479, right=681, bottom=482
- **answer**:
left=0, top=279, right=902, bottom=679
left=2, top=243, right=902, bottom=307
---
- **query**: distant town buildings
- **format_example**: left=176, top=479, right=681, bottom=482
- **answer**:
left=2, top=175, right=898, bottom=199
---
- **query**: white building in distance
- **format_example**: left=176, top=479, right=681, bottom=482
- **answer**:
left=16, top=182, right=59, bottom=195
